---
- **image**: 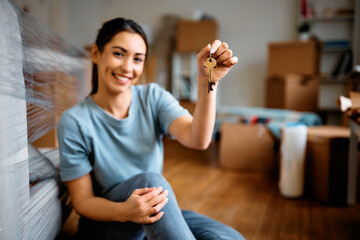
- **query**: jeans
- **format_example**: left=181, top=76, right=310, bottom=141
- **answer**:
left=78, top=172, right=245, bottom=240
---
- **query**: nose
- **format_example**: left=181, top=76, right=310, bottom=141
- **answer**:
left=120, top=57, right=132, bottom=73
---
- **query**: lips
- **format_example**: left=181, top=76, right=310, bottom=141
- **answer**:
left=113, top=73, right=131, bottom=83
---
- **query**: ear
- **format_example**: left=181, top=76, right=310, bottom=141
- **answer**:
left=91, top=44, right=100, bottom=64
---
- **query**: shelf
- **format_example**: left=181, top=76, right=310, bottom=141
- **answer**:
left=322, top=47, right=352, bottom=53
left=321, top=79, right=349, bottom=84
left=317, top=108, right=342, bottom=112
left=297, top=0, right=359, bottom=125
left=300, top=15, right=354, bottom=22
left=320, top=74, right=350, bottom=83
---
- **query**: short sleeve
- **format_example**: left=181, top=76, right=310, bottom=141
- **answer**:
left=151, top=84, right=190, bottom=134
left=57, top=112, right=92, bottom=181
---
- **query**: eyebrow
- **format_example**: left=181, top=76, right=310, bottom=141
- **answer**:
left=112, top=46, right=146, bottom=56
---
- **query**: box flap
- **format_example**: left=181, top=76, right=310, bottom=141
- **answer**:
left=307, top=126, right=350, bottom=139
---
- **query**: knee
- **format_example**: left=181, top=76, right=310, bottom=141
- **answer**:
left=132, top=172, right=170, bottom=189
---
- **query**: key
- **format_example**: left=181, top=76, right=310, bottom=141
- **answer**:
left=203, top=57, right=217, bottom=93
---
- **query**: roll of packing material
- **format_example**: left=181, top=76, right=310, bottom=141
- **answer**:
left=279, top=122, right=308, bottom=198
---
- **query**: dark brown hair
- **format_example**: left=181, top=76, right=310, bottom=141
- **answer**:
left=90, top=18, right=148, bottom=95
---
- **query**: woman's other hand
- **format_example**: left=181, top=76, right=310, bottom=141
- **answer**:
left=121, top=187, right=169, bottom=224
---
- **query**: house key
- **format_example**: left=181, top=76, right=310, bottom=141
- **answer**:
left=203, top=54, right=217, bottom=93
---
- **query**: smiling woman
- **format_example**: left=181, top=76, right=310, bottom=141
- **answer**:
left=57, top=17, right=243, bottom=239
left=91, top=31, right=147, bottom=119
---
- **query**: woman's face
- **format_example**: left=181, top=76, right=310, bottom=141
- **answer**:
left=92, top=31, right=147, bottom=95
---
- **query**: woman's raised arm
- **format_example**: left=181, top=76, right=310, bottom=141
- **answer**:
left=168, top=40, right=238, bottom=150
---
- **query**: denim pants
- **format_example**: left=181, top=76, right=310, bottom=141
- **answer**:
left=78, top=172, right=245, bottom=240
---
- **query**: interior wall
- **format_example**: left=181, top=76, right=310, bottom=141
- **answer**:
left=13, top=0, right=298, bottom=107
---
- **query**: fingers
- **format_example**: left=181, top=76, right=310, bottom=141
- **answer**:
left=132, top=187, right=156, bottom=196
left=212, top=41, right=228, bottom=60
left=141, top=187, right=169, bottom=223
left=126, top=187, right=170, bottom=224
left=149, top=196, right=168, bottom=215
left=146, top=188, right=168, bottom=206
left=210, top=39, right=222, bottom=55
left=216, top=49, right=232, bottom=63
left=142, top=187, right=164, bottom=202
left=223, top=56, right=239, bottom=67
left=197, top=43, right=211, bottom=63
left=147, top=211, right=164, bottom=223
left=210, top=40, right=238, bottom=68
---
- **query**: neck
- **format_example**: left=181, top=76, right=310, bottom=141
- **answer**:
left=92, top=88, right=132, bottom=119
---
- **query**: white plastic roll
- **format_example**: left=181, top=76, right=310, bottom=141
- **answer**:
left=279, top=123, right=308, bottom=198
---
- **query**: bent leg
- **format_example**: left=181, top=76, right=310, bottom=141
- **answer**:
left=78, top=172, right=196, bottom=240
left=117, top=172, right=196, bottom=240
left=77, top=172, right=150, bottom=240
left=182, top=210, right=246, bottom=240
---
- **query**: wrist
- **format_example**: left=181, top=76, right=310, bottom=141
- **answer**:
left=197, top=76, right=218, bottom=94
left=115, top=202, right=128, bottom=222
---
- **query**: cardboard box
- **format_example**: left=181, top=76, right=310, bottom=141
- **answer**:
left=29, top=71, right=78, bottom=148
left=176, top=20, right=217, bottom=53
left=305, top=126, right=350, bottom=204
left=267, top=41, right=320, bottom=75
left=219, top=123, right=277, bottom=172
left=33, top=128, right=58, bottom=148
left=266, top=74, right=319, bottom=111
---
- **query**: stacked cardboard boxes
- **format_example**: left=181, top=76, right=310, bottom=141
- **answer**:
left=219, top=41, right=322, bottom=173
left=266, top=41, right=321, bottom=111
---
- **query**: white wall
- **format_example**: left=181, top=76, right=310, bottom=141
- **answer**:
left=13, top=0, right=299, bottom=107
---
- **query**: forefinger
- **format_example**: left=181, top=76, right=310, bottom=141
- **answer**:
left=210, top=39, right=222, bottom=55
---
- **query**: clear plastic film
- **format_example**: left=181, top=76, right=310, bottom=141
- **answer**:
left=279, top=123, right=308, bottom=198
left=0, top=0, right=90, bottom=239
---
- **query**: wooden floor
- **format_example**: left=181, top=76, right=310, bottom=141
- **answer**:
left=57, top=138, right=360, bottom=240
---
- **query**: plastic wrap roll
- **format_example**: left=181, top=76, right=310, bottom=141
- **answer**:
left=0, top=0, right=31, bottom=238
left=279, top=122, right=308, bottom=198
left=0, top=0, right=90, bottom=239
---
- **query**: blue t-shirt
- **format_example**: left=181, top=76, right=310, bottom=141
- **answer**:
left=57, top=83, right=190, bottom=196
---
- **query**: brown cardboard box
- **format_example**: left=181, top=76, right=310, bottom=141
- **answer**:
left=306, top=126, right=350, bottom=204
left=33, top=128, right=58, bottom=148
left=176, top=20, right=217, bottom=53
left=143, top=55, right=157, bottom=84
left=266, top=74, right=319, bottom=111
left=219, top=123, right=277, bottom=172
left=267, top=41, right=320, bottom=75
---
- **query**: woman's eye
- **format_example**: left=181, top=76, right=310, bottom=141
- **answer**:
left=134, top=57, right=144, bottom=63
left=113, top=52, right=124, bottom=57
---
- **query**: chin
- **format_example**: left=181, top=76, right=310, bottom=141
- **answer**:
left=111, top=83, right=133, bottom=94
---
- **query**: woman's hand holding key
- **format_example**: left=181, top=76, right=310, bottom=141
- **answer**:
left=197, top=40, right=238, bottom=90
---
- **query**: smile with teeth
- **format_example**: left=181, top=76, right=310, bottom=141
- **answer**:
left=113, top=73, right=131, bottom=83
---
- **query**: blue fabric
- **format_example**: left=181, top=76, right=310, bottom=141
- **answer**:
left=77, top=172, right=245, bottom=240
left=57, top=83, right=190, bottom=196
left=215, top=106, right=322, bottom=139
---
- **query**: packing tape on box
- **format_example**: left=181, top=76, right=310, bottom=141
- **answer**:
left=0, top=0, right=90, bottom=238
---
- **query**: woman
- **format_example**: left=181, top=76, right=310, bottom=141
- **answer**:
left=57, top=18, right=244, bottom=240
